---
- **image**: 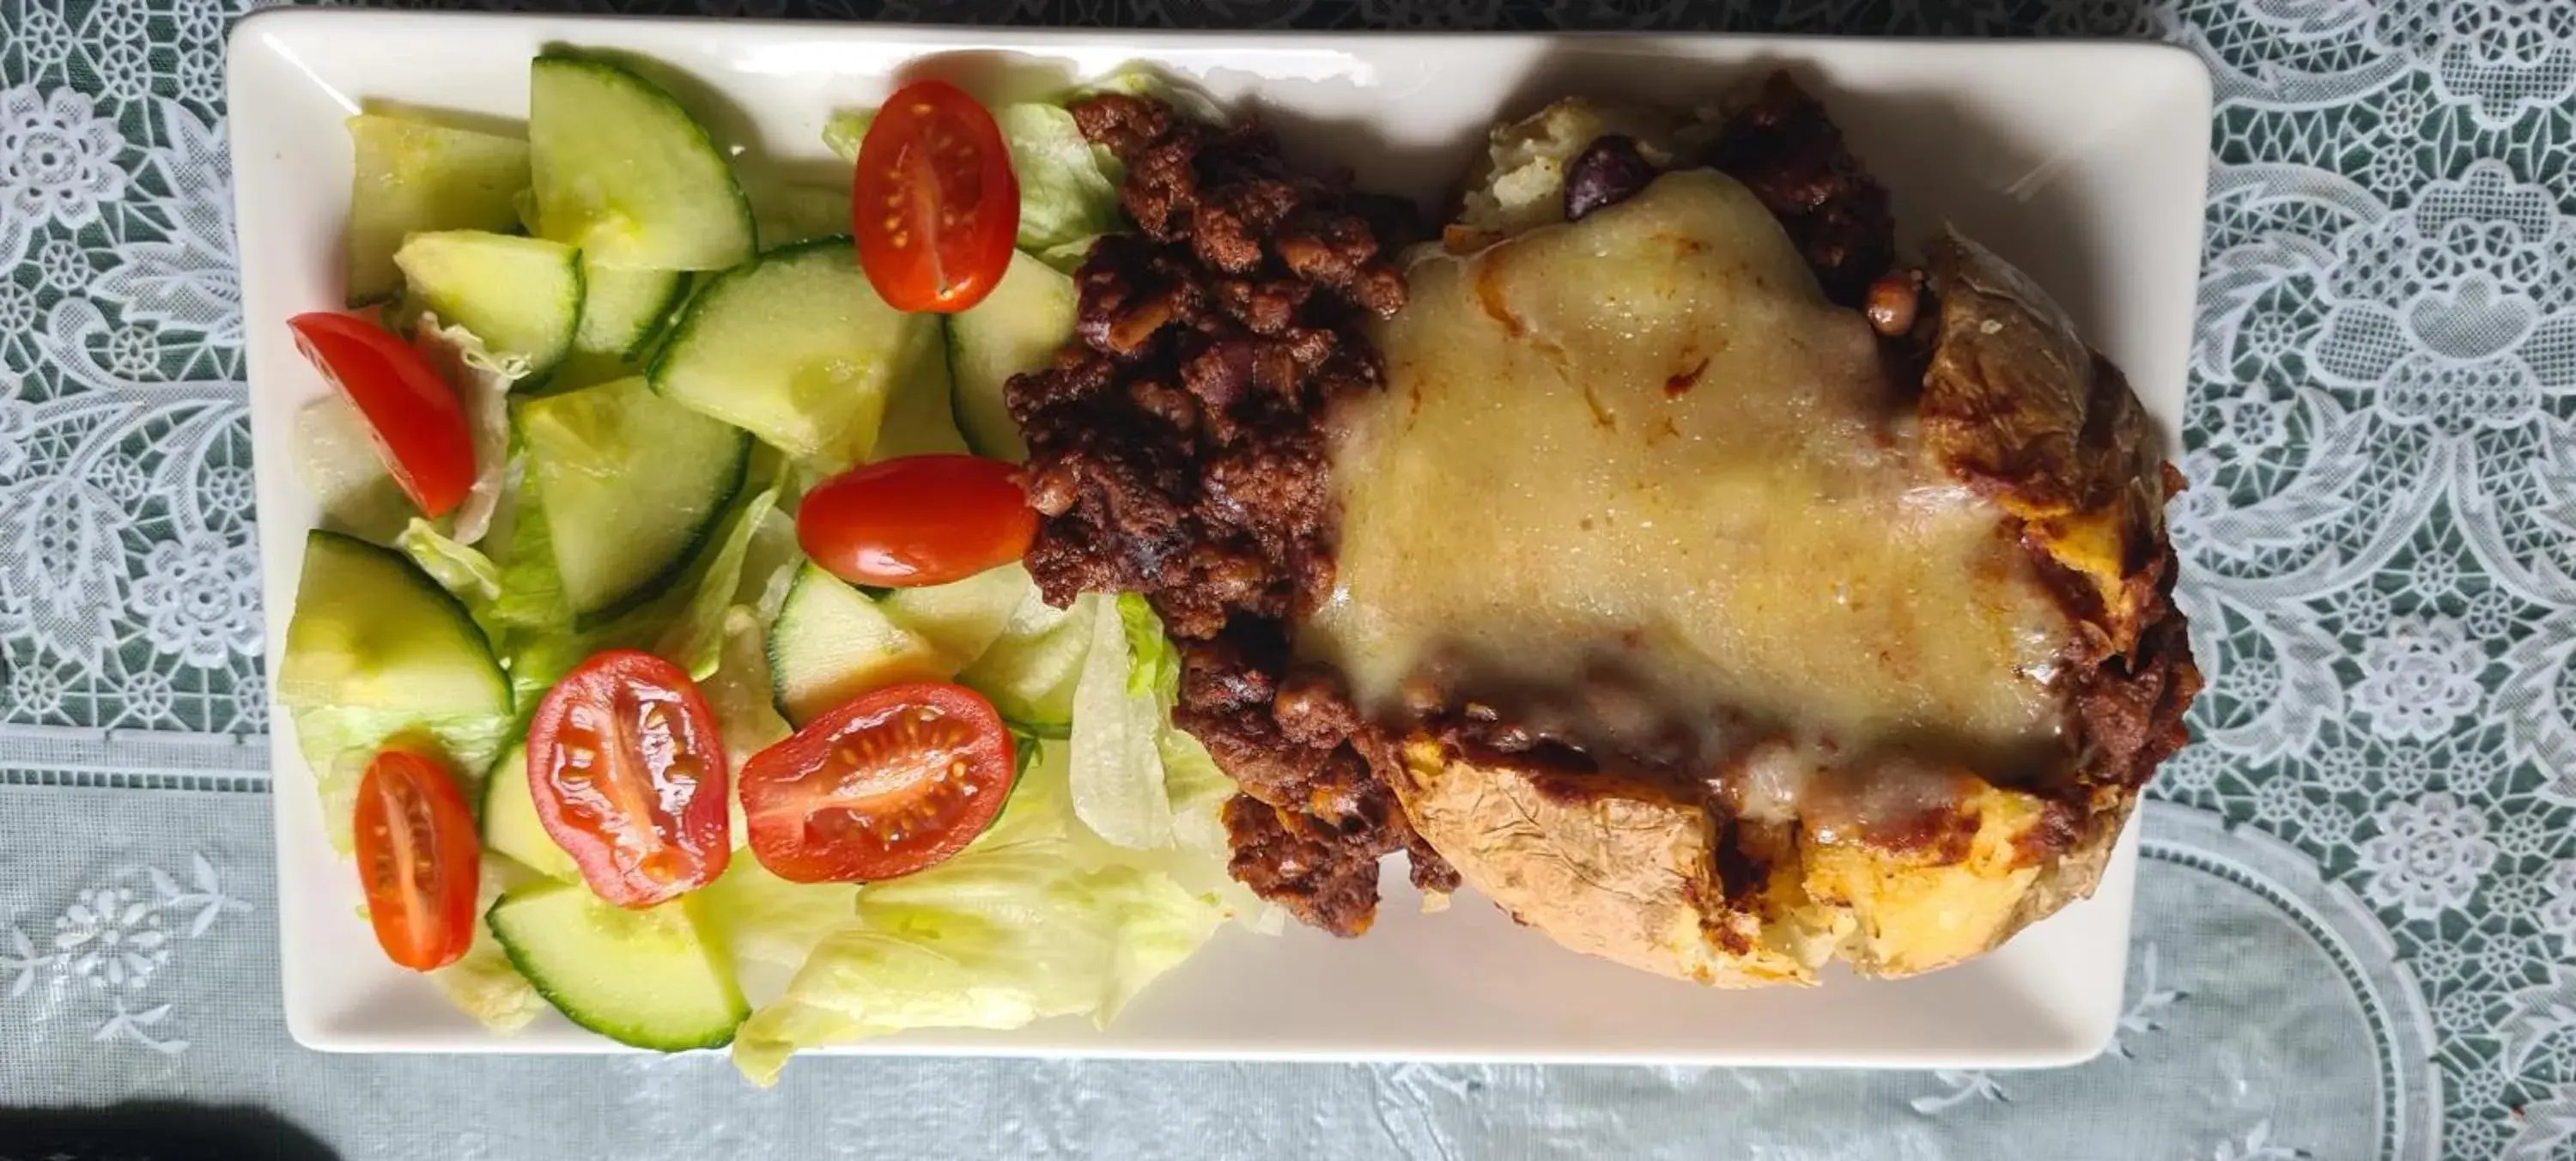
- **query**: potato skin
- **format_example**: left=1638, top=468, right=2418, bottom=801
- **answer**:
left=1382, top=95, right=2198, bottom=986
left=1394, top=737, right=2099, bottom=984
left=1391, top=737, right=1817, bottom=987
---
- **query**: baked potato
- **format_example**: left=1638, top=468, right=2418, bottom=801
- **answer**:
left=1305, top=94, right=2199, bottom=984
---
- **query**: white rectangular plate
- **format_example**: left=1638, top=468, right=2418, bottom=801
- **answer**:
left=231, top=9, right=2208, bottom=1067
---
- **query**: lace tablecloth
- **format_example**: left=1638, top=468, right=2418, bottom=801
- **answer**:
left=2, top=0, right=2570, bottom=1157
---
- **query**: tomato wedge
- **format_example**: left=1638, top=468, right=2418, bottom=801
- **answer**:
left=288, top=312, right=475, bottom=519
left=741, top=683, right=1017, bottom=884
left=353, top=747, right=481, bottom=971
left=798, top=453, right=1038, bottom=588
left=853, top=79, right=1019, bottom=313
left=526, top=650, right=732, bottom=908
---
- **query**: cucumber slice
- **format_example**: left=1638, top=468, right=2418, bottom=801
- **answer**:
left=481, top=745, right=579, bottom=882
left=749, top=181, right=855, bottom=251
left=946, top=250, right=1077, bottom=462
left=866, top=332, right=968, bottom=460
left=649, top=239, right=937, bottom=468
left=486, top=882, right=748, bottom=1051
left=766, top=563, right=946, bottom=726
left=280, top=531, right=515, bottom=852
left=879, top=563, right=1033, bottom=670
left=394, top=230, right=583, bottom=379
left=957, top=588, right=1092, bottom=734
left=528, top=55, right=754, bottom=272
left=519, top=377, right=751, bottom=623
left=577, top=262, right=689, bottom=362
left=545, top=261, right=690, bottom=392
left=280, top=531, right=512, bottom=715
left=343, top=112, right=530, bottom=306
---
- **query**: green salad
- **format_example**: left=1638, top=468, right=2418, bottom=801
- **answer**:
left=280, top=49, right=1262, bottom=1084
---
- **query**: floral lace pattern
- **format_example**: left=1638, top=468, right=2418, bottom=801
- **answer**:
left=3, top=853, right=251, bottom=1055
left=2, top=0, right=2570, bottom=1155
left=0, top=12, right=257, bottom=743
left=2160, top=3, right=2576, bottom=1152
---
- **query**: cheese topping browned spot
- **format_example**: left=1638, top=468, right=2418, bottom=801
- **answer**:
left=1307, top=171, right=2075, bottom=824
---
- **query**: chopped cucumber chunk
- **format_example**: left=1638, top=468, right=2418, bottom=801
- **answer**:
left=749, top=181, right=855, bottom=250
left=957, top=588, right=1093, bottom=734
left=649, top=239, right=937, bottom=469
left=487, top=883, right=749, bottom=1051
left=947, top=251, right=1078, bottom=462
left=279, top=531, right=512, bottom=714
left=548, top=260, right=690, bottom=392
left=578, top=262, right=689, bottom=362
left=343, top=112, right=529, bottom=305
left=766, top=563, right=945, bottom=726
left=867, top=337, right=968, bottom=460
left=481, top=745, right=579, bottom=882
left=879, top=563, right=1034, bottom=671
left=519, top=377, right=750, bottom=623
left=279, top=531, right=513, bottom=850
left=528, top=55, right=753, bottom=271
left=394, top=230, right=583, bottom=379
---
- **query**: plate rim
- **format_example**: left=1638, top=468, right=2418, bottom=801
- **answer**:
left=229, top=8, right=2208, bottom=1066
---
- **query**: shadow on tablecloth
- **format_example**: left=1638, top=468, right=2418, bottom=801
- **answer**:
left=0, top=1103, right=339, bottom=1161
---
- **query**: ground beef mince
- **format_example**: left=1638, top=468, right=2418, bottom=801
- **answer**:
left=1009, top=93, right=1456, bottom=936
left=1006, top=82, right=2020, bottom=938
left=1703, top=73, right=1895, bottom=309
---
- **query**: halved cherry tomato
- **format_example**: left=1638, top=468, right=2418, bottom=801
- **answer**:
left=853, top=79, right=1019, bottom=313
left=741, top=682, right=1016, bottom=884
left=353, top=747, right=481, bottom=971
left=798, top=453, right=1038, bottom=587
left=525, top=650, right=732, bottom=908
left=288, top=312, right=474, bottom=519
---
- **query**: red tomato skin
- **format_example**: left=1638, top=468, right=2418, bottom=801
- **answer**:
left=741, top=682, right=1016, bottom=884
left=797, top=453, right=1038, bottom=588
left=852, top=79, right=1020, bottom=313
left=288, top=312, right=476, bottom=519
left=353, top=747, right=482, bottom=972
left=525, top=650, right=732, bottom=909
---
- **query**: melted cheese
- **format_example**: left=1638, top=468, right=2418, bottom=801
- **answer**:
left=1304, top=170, right=2069, bottom=783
